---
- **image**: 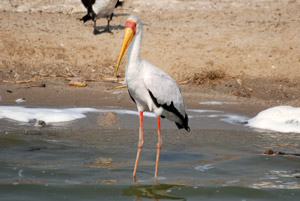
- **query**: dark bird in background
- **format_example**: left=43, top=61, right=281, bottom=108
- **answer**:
left=80, top=0, right=124, bottom=34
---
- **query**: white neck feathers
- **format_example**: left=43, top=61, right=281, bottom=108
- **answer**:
left=126, top=25, right=142, bottom=73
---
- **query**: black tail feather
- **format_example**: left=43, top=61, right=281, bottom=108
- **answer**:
left=80, top=14, right=92, bottom=22
left=148, top=89, right=190, bottom=132
left=115, top=0, right=124, bottom=8
left=175, top=114, right=190, bottom=132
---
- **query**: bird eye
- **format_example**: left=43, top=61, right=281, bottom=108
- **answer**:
left=125, top=20, right=137, bottom=34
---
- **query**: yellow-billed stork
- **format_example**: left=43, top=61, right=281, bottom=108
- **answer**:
left=115, top=15, right=190, bottom=180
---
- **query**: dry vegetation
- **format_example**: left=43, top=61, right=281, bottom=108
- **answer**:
left=181, top=70, right=226, bottom=85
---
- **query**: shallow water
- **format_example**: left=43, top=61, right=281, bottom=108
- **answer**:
left=1, top=107, right=300, bottom=201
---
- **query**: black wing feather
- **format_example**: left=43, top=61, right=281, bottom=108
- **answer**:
left=81, top=0, right=95, bottom=8
left=148, top=90, right=190, bottom=131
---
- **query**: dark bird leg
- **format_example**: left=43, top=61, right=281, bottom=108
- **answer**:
left=93, top=20, right=101, bottom=35
left=154, top=117, right=162, bottom=180
left=133, top=111, right=144, bottom=180
left=103, top=13, right=113, bottom=33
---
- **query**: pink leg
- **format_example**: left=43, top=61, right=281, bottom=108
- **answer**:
left=133, top=111, right=144, bottom=179
left=154, top=116, right=162, bottom=179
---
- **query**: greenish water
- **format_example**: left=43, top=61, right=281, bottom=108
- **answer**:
left=0, top=109, right=300, bottom=200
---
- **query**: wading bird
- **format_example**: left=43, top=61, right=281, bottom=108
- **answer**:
left=115, top=15, right=190, bottom=180
left=80, top=0, right=124, bottom=34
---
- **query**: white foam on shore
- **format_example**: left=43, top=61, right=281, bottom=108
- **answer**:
left=219, top=114, right=248, bottom=125
left=0, top=106, right=158, bottom=124
left=188, top=109, right=222, bottom=113
left=199, top=101, right=238, bottom=105
left=0, top=106, right=99, bottom=123
left=188, top=109, right=248, bottom=125
left=247, top=106, right=300, bottom=133
left=206, top=113, right=248, bottom=125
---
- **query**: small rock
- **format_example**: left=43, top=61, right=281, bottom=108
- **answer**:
left=15, top=98, right=26, bottom=103
left=37, top=120, right=46, bottom=127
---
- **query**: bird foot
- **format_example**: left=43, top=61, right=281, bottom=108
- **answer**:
left=103, top=27, right=113, bottom=34
left=93, top=27, right=113, bottom=35
left=93, top=28, right=101, bottom=35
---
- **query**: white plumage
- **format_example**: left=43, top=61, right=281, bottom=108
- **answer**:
left=92, top=0, right=118, bottom=17
left=80, top=0, right=123, bottom=34
left=117, top=15, right=189, bottom=130
left=128, top=59, right=187, bottom=126
left=116, top=15, right=189, bottom=179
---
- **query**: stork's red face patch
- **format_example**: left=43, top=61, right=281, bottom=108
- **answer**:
left=125, top=20, right=137, bottom=35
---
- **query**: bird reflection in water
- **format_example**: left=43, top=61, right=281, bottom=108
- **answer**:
left=123, top=184, right=185, bottom=201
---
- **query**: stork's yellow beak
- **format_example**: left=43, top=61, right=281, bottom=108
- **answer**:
left=115, top=27, right=134, bottom=75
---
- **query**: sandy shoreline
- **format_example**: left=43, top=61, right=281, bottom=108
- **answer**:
left=0, top=80, right=267, bottom=117
left=1, top=0, right=300, bottom=114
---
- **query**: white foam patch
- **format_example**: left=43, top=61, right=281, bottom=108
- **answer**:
left=18, top=169, right=23, bottom=177
left=188, top=109, right=248, bottom=125
left=199, top=101, right=238, bottom=105
left=0, top=106, right=158, bottom=124
left=251, top=170, right=300, bottom=189
left=195, top=164, right=214, bottom=172
left=219, top=114, right=249, bottom=125
left=188, top=109, right=223, bottom=113
left=247, top=106, right=300, bottom=133
left=0, top=106, right=99, bottom=124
